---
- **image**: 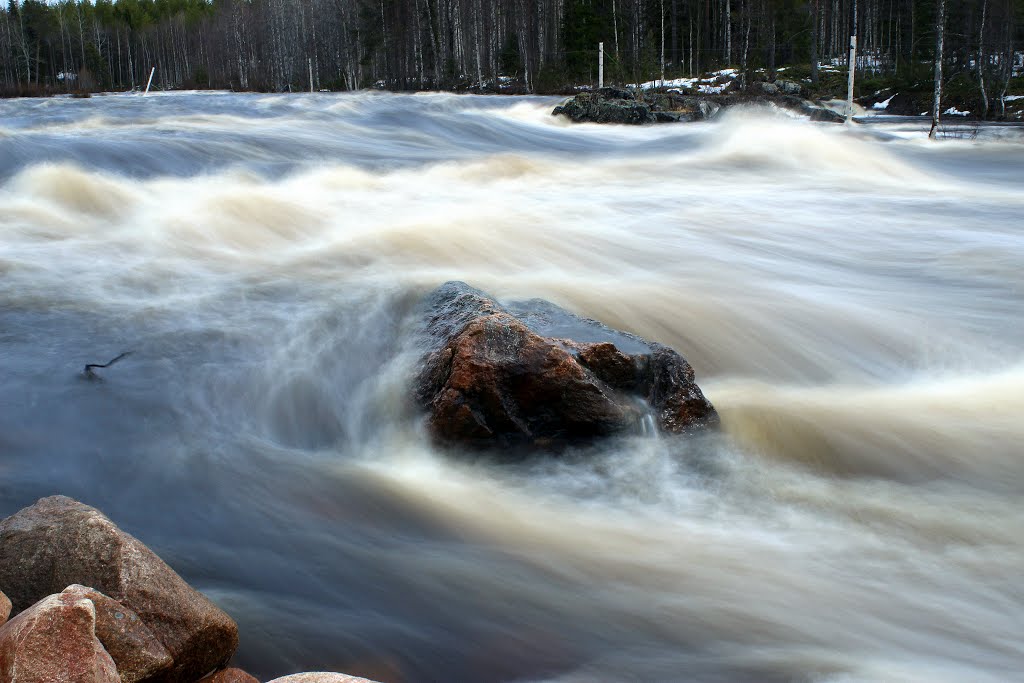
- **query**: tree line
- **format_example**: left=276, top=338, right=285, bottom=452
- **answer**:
left=2, top=0, right=1021, bottom=111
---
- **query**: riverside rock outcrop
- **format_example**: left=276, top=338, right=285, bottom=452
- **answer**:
left=0, top=590, right=120, bottom=683
left=552, top=86, right=844, bottom=124
left=0, top=496, right=238, bottom=683
left=552, top=87, right=720, bottom=123
left=415, top=282, right=718, bottom=452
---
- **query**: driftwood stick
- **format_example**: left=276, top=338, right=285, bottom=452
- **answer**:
left=83, top=351, right=133, bottom=380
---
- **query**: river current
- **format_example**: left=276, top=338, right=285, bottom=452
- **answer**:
left=1, top=91, right=1022, bottom=683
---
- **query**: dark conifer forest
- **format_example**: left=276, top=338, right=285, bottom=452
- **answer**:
left=2, top=0, right=1022, bottom=108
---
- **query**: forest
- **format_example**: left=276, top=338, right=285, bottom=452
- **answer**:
left=1, top=0, right=1022, bottom=110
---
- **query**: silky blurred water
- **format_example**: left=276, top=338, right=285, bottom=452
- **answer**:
left=1, top=91, right=1023, bottom=683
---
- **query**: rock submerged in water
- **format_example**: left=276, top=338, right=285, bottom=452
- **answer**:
left=0, top=495, right=238, bottom=683
left=415, top=282, right=718, bottom=453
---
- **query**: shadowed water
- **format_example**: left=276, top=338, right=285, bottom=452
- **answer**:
left=1, top=91, right=1023, bottom=683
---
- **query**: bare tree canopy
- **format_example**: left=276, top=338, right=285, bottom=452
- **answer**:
left=1, top=0, right=1021, bottom=117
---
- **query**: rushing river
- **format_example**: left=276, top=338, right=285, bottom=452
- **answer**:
left=1, top=91, right=1023, bottom=683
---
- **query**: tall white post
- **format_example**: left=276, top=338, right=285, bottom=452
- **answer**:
left=309, top=58, right=314, bottom=93
left=846, top=36, right=857, bottom=122
left=144, top=67, right=155, bottom=95
left=599, top=42, right=604, bottom=89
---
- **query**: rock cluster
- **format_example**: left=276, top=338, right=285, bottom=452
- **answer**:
left=0, top=496, right=380, bottom=683
left=415, top=282, right=718, bottom=453
left=552, top=84, right=844, bottom=124
left=552, top=87, right=718, bottom=124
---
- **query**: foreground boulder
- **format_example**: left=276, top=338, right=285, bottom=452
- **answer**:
left=0, top=592, right=9, bottom=626
left=0, top=496, right=238, bottom=683
left=415, top=282, right=717, bottom=452
left=62, top=585, right=173, bottom=683
left=0, top=590, right=120, bottom=683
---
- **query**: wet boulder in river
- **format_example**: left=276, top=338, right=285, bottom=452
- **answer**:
left=415, top=282, right=718, bottom=453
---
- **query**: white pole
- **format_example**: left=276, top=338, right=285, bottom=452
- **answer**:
left=309, top=58, right=314, bottom=93
left=846, top=36, right=857, bottom=122
left=599, top=42, right=604, bottom=89
left=144, top=67, right=155, bottom=96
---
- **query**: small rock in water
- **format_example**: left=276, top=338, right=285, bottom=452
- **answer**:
left=415, top=282, right=718, bottom=454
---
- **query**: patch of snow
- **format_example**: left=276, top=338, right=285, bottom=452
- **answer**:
left=640, top=76, right=729, bottom=94
left=1003, top=95, right=1023, bottom=102
left=712, top=69, right=738, bottom=77
left=640, top=76, right=698, bottom=89
left=873, top=93, right=897, bottom=110
left=943, top=106, right=970, bottom=116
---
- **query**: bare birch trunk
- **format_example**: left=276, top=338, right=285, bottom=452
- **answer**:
left=977, top=0, right=988, bottom=119
left=929, top=0, right=946, bottom=139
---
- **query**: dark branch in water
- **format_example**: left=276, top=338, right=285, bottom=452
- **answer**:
left=83, top=352, right=133, bottom=381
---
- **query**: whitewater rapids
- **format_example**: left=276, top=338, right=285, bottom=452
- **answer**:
left=1, top=91, right=1022, bottom=683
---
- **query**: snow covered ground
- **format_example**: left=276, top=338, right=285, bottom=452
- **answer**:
left=873, top=94, right=897, bottom=110
left=639, top=69, right=737, bottom=93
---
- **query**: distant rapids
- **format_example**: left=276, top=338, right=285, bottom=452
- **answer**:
left=1, top=91, right=1023, bottom=683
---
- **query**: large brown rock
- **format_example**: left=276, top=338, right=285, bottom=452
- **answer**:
left=0, top=496, right=238, bottom=683
left=0, top=591, right=120, bottom=683
left=62, top=585, right=172, bottom=683
left=266, top=675, right=382, bottom=683
left=415, top=282, right=717, bottom=452
left=0, top=592, right=9, bottom=626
